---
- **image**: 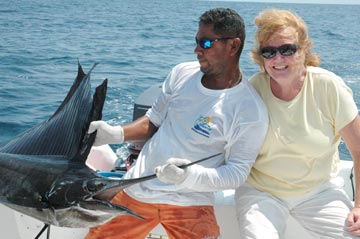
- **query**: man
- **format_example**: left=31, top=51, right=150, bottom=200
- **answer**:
left=86, top=8, right=268, bottom=239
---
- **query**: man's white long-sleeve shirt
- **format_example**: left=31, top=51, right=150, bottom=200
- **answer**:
left=124, top=61, right=268, bottom=206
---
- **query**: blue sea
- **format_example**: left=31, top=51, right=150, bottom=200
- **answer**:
left=0, top=0, right=359, bottom=160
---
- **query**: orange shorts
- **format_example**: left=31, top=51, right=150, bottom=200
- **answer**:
left=85, top=190, right=220, bottom=239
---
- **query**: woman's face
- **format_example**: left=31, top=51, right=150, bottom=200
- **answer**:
left=262, top=27, right=306, bottom=83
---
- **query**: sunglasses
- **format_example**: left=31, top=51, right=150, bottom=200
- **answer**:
left=195, top=37, right=231, bottom=49
left=260, top=44, right=299, bottom=59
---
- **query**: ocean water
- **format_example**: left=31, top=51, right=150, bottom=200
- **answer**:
left=0, top=0, right=359, bottom=160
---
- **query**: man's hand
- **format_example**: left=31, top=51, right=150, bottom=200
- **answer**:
left=88, top=121, right=124, bottom=146
left=346, top=207, right=360, bottom=236
left=155, top=158, right=191, bottom=184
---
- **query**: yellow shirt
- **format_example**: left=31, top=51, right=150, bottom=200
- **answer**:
left=248, top=66, right=358, bottom=197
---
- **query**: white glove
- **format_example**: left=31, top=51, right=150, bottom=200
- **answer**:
left=87, top=120, right=124, bottom=146
left=155, top=158, right=191, bottom=184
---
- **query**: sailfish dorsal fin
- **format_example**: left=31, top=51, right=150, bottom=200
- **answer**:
left=0, top=62, right=107, bottom=164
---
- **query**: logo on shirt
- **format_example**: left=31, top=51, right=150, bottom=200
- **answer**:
left=191, top=115, right=214, bottom=138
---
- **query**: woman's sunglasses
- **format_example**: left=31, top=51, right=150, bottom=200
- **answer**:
left=260, top=44, right=299, bottom=59
left=195, top=37, right=231, bottom=49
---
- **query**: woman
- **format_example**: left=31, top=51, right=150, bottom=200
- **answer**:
left=235, top=8, right=360, bottom=238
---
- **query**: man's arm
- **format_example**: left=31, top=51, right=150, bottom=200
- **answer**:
left=123, top=116, right=158, bottom=142
left=88, top=116, right=158, bottom=146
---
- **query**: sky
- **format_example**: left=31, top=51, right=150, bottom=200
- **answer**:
left=218, top=0, right=360, bottom=4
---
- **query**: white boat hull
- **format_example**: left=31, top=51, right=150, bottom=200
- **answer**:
left=0, top=145, right=354, bottom=239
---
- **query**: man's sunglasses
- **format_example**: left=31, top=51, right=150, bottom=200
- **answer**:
left=260, top=44, right=299, bottom=59
left=195, top=37, right=231, bottom=49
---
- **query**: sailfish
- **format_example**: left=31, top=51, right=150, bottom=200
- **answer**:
left=0, top=62, right=151, bottom=229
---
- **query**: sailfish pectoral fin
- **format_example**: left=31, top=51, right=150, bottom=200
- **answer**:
left=90, top=174, right=158, bottom=202
left=80, top=199, right=145, bottom=220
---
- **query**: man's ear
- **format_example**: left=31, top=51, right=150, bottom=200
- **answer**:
left=230, top=38, right=241, bottom=55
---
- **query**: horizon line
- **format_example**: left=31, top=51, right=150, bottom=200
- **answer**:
left=206, top=0, right=360, bottom=5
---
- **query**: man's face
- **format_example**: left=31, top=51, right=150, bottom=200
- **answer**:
left=194, top=24, right=229, bottom=76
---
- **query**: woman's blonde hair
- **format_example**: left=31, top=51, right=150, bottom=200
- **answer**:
left=250, top=8, right=321, bottom=72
